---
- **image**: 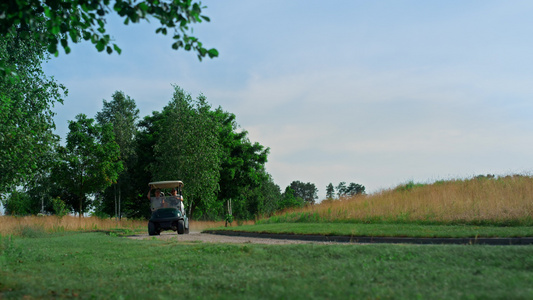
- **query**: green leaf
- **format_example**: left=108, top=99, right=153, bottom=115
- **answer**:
left=113, top=44, right=122, bottom=55
left=192, top=3, right=201, bottom=15
left=69, top=30, right=79, bottom=43
left=47, top=43, right=57, bottom=54
left=82, top=31, right=91, bottom=41
left=207, top=48, right=219, bottom=58
left=137, top=2, right=149, bottom=12
left=50, top=25, right=60, bottom=35
left=96, top=41, right=105, bottom=52
left=44, top=7, right=52, bottom=18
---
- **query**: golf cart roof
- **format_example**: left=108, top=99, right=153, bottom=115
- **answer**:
left=148, top=181, right=184, bottom=189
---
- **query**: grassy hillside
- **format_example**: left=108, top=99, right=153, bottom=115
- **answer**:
left=263, top=175, right=533, bottom=226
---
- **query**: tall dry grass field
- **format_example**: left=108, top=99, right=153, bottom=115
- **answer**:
left=0, top=215, right=146, bottom=236
left=0, top=215, right=253, bottom=236
left=281, top=175, right=533, bottom=225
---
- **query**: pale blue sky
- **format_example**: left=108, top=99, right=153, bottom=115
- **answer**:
left=43, top=0, right=533, bottom=198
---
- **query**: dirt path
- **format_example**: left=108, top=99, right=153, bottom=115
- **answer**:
left=127, top=231, right=336, bottom=245
left=128, top=231, right=533, bottom=245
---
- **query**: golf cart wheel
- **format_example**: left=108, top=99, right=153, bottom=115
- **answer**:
left=177, top=220, right=185, bottom=234
left=184, top=218, right=189, bottom=234
left=148, top=221, right=159, bottom=236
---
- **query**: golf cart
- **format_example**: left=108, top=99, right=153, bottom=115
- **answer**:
left=147, top=180, right=189, bottom=236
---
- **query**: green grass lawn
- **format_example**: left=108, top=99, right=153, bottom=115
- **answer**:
left=210, top=222, right=533, bottom=238
left=1, top=232, right=533, bottom=299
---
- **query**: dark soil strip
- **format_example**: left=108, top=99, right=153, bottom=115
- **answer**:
left=204, top=230, right=533, bottom=246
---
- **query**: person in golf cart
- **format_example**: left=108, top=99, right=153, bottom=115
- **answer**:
left=170, top=188, right=185, bottom=213
left=147, top=181, right=189, bottom=235
left=147, top=187, right=168, bottom=207
left=146, top=181, right=184, bottom=212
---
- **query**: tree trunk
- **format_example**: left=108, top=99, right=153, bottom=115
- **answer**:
left=114, top=184, right=117, bottom=221
left=79, top=197, right=83, bottom=219
left=118, top=187, right=121, bottom=220
left=188, top=199, right=195, bottom=219
left=79, top=172, right=84, bottom=219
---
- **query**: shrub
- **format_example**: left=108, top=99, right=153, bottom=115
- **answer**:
left=52, top=197, right=69, bottom=219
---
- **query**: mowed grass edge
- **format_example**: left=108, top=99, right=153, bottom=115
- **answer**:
left=206, top=222, right=533, bottom=238
left=1, top=232, right=533, bottom=299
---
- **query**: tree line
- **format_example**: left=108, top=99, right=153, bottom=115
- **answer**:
left=1, top=85, right=273, bottom=220
left=326, top=182, right=366, bottom=199
left=2, top=79, right=365, bottom=219
left=0, top=19, right=366, bottom=220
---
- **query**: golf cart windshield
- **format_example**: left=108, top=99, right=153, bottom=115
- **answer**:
left=150, top=196, right=182, bottom=211
left=148, top=180, right=184, bottom=211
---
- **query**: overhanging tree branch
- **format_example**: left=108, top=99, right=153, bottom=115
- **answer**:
left=0, top=0, right=218, bottom=76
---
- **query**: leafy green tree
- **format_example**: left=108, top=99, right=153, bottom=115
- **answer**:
left=289, top=181, right=318, bottom=205
left=1, top=174, right=59, bottom=216
left=0, top=0, right=218, bottom=64
left=54, top=114, right=123, bottom=217
left=96, top=91, right=139, bottom=165
left=279, top=186, right=304, bottom=210
left=259, top=174, right=282, bottom=216
left=346, top=182, right=365, bottom=196
left=151, top=86, right=220, bottom=219
left=333, top=181, right=365, bottom=198
left=212, top=108, right=270, bottom=219
left=0, top=23, right=67, bottom=192
left=25, top=173, right=57, bottom=214
left=95, top=91, right=140, bottom=219
left=326, top=183, right=335, bottom=199
left=51, top=197, right=69, bottom=219
left=2, top=191, right=34, bottom=216
left=130, top=111, right=164, bottom=219
left=135, top=93, right=273, bottom=220
left=336, top=182, right=347, bottom=198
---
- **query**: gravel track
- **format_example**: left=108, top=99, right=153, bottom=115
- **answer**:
left=127, top=231, right=533, bottom=246
left=127, top=231, right=336, bottom=244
